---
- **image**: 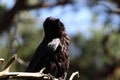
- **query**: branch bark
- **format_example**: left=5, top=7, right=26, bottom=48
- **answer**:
left=69, top=71, right=79, bottom=80
left=0, top=54, right=51, bottom=79
left=0, top=69, right=51, bottom=79
left=0, top=54, right=79, bottom=80
left=0, top=58, right=4, bottom=65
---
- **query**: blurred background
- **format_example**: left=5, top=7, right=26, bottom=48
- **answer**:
left=0, top=0, right=120, bottom=80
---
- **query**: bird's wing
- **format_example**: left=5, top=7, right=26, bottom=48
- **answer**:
left=26, top=38, right=60, bottom=72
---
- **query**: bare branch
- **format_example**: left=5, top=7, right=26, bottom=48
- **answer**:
left=0, top=69, right=51, bottom=79
left=0, top=54, right=56, bottom=79
left=0, top=58, right=4, bottom=65
left=3, top=54, right=17, bottom=71
left=0, top=54, right=51, bottom=79
left=99, top=3, right=120, bottom=14
left=112, top=8, right=120, bottom=13
left=16, top=56, right=28, bottom=67
left=69, top=71, right=79, bottom=80
left=0, top=54, right=78, bottom=80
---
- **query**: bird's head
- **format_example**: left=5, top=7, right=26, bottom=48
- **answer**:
left=43, top=17, right=65, bottom=38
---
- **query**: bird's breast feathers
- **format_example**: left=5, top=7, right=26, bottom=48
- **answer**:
left=48, top=38, right=60, bottom=51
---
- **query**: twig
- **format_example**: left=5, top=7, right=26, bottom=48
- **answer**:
left=3, top=54, right=17, bottom=71
left=0, top=54, right=17, bottom=78
left=112, top=8, right=120, bottom=13
left=0, top=69, right=50, bottom=79
left=16, top=56, right=28, bottom=67
left=0, top=58, right=4, bottom=65
left=69, top=71, right=79, bottom=80
left=99, top=3, right=120, bottom=14
left=0, top=54, right=51, bottom=79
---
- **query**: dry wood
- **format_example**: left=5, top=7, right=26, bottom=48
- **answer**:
left=0, top=54, right=79, bottom=80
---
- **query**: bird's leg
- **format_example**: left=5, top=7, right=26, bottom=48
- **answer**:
left=47, top=74, right=65, bottom=80
left=47, top=73, right=58, bottom=80
left=63, top=72, right=67, bottom=80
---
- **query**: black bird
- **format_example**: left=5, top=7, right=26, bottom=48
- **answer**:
left=26, top=17, right=70, bottom=80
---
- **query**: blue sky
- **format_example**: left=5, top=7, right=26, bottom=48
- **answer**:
left=38, top=5, right=92, bottom=37
left=1, top=0, right=120, bottom=57
left=1, top=0, right=15, bottom=9
left=1, top=0, right=119, bottom=38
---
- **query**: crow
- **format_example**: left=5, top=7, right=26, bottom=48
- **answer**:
left=26, top=17, right=70, bottom=80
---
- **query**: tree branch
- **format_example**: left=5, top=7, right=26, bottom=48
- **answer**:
left=0, top=54, right=78, bottom=80
left=99, top=3, right=120, bottom=14
left=0, top=58, right=4, bottom=65
left=69, top=71, right=79, bottom=80
left=0, top=69, right=51, bottom=79
left=0, top=54, right=51, bottom=79
left=0, top=0, right=69, bottom=33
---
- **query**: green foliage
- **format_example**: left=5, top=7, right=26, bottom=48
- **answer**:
left=27, top=0, right=40, bottom=5
left=108, top=32, right=120, bottom=59
left=70, top=28, right=120, bottom=80
left=0, top=5, right=8, bottom=18
left=0, top=0, right=120, bottom=79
